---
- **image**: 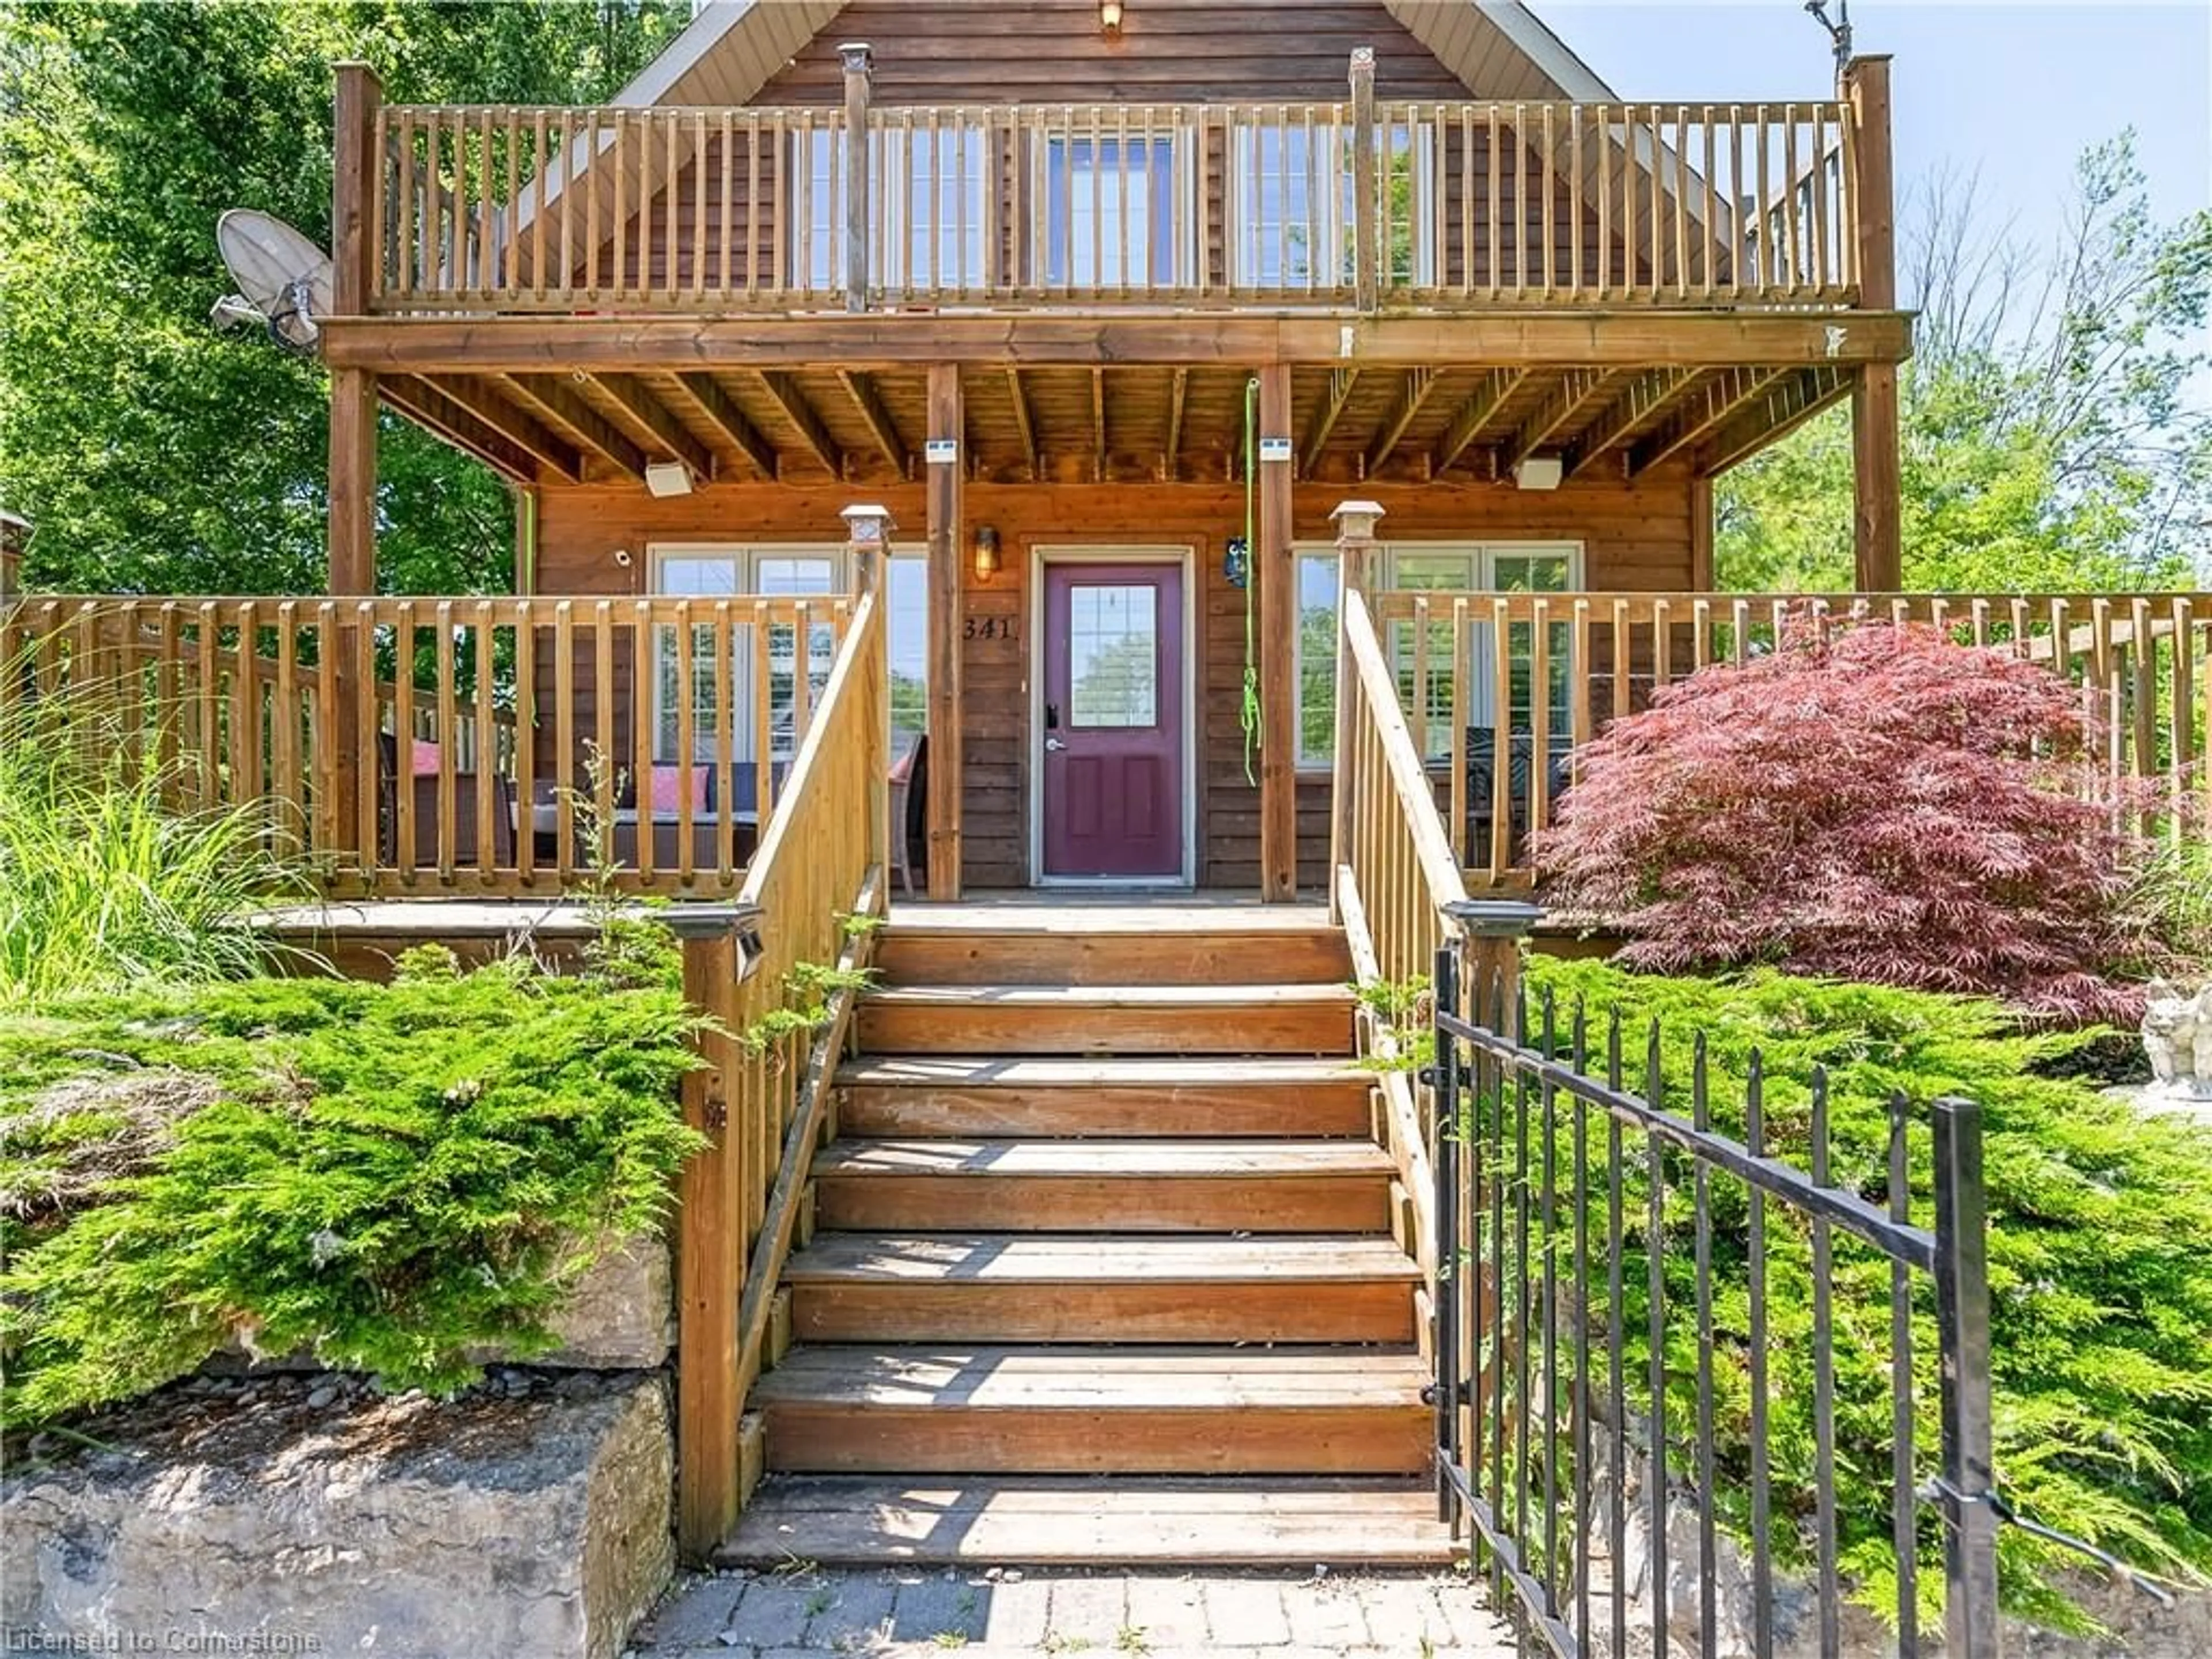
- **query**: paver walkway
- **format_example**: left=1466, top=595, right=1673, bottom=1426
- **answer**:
left=628, top=1566, right=1514, bottom=1658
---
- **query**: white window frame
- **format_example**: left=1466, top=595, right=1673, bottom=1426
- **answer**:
left=1227, top=118, right=1436, bottom=291
left=791, top=124, right=991, bottom=294
left=1037, top=125, right=1198, bottom=292
left=1292, top=540, right=1584, bottom=771
left=652, top=543, right=931, bottom=763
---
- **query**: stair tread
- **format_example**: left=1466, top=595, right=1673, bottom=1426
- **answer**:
left=717, top=1475, right=1459, bottom=1566
left=755, top=1344, right=1429, bottom=1408
left=836, top=1056, right=1370, bottom=1088
left=783, top=1233, right=1423, bottom=1283
left=813, top=1138, right=1392, bottom=1179
left=861, top=983, right=1354, bottom=1007
left=883, top=903, right=1338, bottom=935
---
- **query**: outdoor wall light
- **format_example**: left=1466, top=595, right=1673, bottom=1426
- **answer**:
left=1100, top=1, right=1123, bottom=35
left=643, top=460, right=694, bottom=498
left=973, top=524, right=1002, bottom=584
left=1513, top=456, right=1565, bottom=492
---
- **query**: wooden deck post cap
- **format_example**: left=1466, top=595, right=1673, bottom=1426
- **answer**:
left=840, top=503, right=895, bottom=547
left=839, top=41, right=874, bottom=72
left=1443, top=899, right=1543, bottom=939
left=657, top=901, right=766, bottom=941
left=1330, top=500, right=1386, bottom=541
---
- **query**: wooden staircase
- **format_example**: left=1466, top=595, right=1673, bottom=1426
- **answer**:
left=722, top=904, right=1453, bottom=1566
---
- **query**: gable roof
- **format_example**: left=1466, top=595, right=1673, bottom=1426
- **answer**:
left=608, top=1, right=1619, bottom=109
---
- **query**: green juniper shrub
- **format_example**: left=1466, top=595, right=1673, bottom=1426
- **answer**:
left=0, top=946, right=705, bottom=1426
left=1510, top=956, right=2212, bottom=1632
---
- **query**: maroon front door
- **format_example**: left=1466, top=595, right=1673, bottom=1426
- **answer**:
left=1041, top=562, right=1185, bottom=880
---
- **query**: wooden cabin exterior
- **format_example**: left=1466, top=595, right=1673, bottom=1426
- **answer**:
left=302, top=0, right=1912, bottom=902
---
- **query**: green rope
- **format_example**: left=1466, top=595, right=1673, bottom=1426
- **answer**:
left=1241, top=374, right=1262, bottom=786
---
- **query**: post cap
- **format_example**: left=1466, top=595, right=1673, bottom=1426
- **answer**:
left=657, top=901, right=766, bottom=941
left=1444, top=898, right=1544, bottom=938
left=1330, top=499, right=1387, bottom=541
left=838, top=41, right=874, bottom=71
left=839, top=503, right=895, bottom=546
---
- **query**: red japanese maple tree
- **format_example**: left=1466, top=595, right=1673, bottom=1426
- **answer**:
left=1533, top=622, right=2150, bottom=1022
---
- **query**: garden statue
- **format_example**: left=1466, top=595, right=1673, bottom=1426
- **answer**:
left=2141, top=979, right=2212, bottom=1097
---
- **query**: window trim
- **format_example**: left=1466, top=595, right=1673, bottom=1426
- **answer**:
left=1291, top=540, right=1585, bottom=773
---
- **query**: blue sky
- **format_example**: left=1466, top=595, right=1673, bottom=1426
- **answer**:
left=1539, top=2, right=2209, bottom=291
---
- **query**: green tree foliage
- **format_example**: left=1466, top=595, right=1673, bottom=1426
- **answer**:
left=0, top=2, right=687, bottom=595
left=0, top=946, right=704, bottom=1423
left=1719, top=137, right=2211, bottom=592
left=1520, top=956, right=2212, bottom=1630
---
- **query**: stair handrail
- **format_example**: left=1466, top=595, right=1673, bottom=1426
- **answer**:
left=672, top=581, right=889, bottom=1560
left=1332, top=584, right=1472, bottom=1304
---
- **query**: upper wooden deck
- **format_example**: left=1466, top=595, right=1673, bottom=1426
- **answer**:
left=357, top=79, right=1877, bottom=321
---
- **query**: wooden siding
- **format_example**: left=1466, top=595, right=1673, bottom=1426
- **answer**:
left=753, top=1, right=1475, bottom=104
left=533, top=468, right=1698, bottom=891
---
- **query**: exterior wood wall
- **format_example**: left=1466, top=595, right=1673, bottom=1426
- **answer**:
left=533, top=468, right=1698, bottom=891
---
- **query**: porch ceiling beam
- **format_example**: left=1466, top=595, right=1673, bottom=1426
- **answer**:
left=754, top=371, right=842, bottom=478
left=1431, top=369, right=1526, bottom=475
left=323, top=311, right=1915, bottom=373
left=1499, top=370, right=1619, bottom=475
left=498, top=374, right=647, bottom=480
left=1563, top=368, right=1696, bottom=478
left=1699, top=365, right=1853, bottom=476
left=838, top=369, right=910, bottom=476
left=378, top=375, right=539, bottom=484
left=1164, top=368, right=1189, bottom=479
left=1300, top=367, right=1359, bottom=472
left=1365, top=367, right=1440, bottom=474
left=1630, top=366, right=1789, bottom=476
left=422, top=374, right=584, bottom=483
left=589, top=372, right=718, bottom=481
left=1092, top=368, right=1108, bottom=483
left=1006, top=368, right=1041, bottom=482
left=668, top=372, right=779, bottom=480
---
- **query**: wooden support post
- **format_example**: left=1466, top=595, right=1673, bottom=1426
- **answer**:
left=1349, top=48, right=1378, bottom=313
left=1690, top=474, right=1715, bottom=590
left=329, top=62, right=382, bottom=873
left=840, top=43, right=873, bottom=315
left=1257, top=362, right=1297, bottom=902
left=1844, top=55, right=1901, bottom=591
left=843, top=502, right=893, bottom=878
left=925, top=364, right=964, bottom=897
left=666, top=904, right=756, bottom=1562
left=1445, top=897, right=1541, bottom=1030
left=1328, top=501, right=1384, bottom=923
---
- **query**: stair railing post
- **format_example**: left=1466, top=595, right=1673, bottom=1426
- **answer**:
left=840, top=502, right=893, bottom=874
left=1327, top=499, right=1384, bottom=924
left=840, top=43, right=874, bottom=314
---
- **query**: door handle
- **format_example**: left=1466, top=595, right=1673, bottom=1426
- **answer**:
left=1045, top=736, right=1068, bottom=752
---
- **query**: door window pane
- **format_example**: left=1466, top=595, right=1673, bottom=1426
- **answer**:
left=795, top=128, right=987, bottom=291
left=1067, top=584, right=1158, bottom=727
left=1231, top=122, right=1433, bottom=289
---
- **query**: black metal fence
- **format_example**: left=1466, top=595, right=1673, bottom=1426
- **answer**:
left=1429, top=916, right=1999, bottom=1659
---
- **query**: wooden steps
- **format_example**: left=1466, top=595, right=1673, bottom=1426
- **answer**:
left=855, top=983, right=1356, bottom=1056
left=719, top=1476, right=1457, bottom=1567
left=783, top=1233, right=1420, bottom=1343
left=740, top=902, right=1433, bottom=1566
left=812, top=1137, right=1393, bottom=1232
left=752, top=1346, right=1431, bottom=1474
left=835, top=1056, right=1375, bottom=1139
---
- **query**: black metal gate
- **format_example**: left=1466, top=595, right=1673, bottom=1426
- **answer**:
left=1429, top=915, right=1999, bottom=1659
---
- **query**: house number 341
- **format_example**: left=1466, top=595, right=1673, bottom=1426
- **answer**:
left=964, top=616, right=1015, bottom=641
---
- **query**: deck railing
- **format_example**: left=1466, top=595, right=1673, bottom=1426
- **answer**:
left=1331, top=582, right=1471, bottom=1363
left=361, top=88, right=1866, bottom=315
left=1366, top=589, right=2212, bottom=887
left=0, top=594, right=856, bottom=897
left=671, top=579, right=887, bottom=1556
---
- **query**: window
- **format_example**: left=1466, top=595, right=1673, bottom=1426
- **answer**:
left=1067, top=585, right=1159, bottom=727
left=1044, top=134, right=1181, bottom=289
left=1230, top=120, right=1434, bottom=290
left=1293, top=543, right=1582, bottom=768
left=793, top=126, right=989, bottom=292
left=652, top=546, right=930, bottom=767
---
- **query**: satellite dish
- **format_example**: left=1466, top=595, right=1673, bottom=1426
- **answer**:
left=212, top=209, right=335, bottom=353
